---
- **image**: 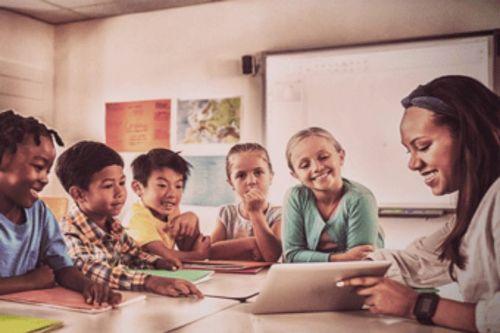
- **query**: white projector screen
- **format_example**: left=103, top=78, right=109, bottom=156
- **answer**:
left=265, top=35, right=493, bottom=208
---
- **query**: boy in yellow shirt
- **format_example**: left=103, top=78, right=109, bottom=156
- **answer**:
left=124, top=149, right=210, bottom=261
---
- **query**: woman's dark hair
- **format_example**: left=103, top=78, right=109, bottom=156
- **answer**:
left=405, top=75, right=499, bottom=273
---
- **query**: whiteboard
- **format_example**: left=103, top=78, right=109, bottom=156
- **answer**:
left=265, top=36, right=493, bottom=208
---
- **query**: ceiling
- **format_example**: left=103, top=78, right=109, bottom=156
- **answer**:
left=0, top=0, right=224, bottom=24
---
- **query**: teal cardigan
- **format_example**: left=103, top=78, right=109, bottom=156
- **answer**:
left=282, top=178, right=384, bottom=263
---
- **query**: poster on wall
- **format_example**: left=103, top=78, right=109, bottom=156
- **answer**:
left=106, top=99, right=170, bottom=152
left=176, top=97, right=241, bottom=145
left=182, top=155, right=235, bottom=207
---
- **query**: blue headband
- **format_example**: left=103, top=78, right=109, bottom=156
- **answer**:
left=401, top=86, right=456, bottom=118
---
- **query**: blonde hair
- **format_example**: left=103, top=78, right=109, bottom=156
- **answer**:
left=225, top=143, right=273, bottom=180
left=285, top=127, right=343, bottom=171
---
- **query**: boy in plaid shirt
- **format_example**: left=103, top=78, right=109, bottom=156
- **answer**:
left=56, top=141, right=201, bottom=298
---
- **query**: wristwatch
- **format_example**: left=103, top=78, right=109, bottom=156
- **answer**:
left=413, top=292, right=440, bottom=325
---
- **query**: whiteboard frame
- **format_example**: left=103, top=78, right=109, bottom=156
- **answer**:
left=262, top=31, right=496, bottom=209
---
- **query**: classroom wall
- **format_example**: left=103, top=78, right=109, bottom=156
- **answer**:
left=0, top=10, right=55, bottom=124
left=48, top=0, right=500, bottom=227
left=52, top=0, right=500, bottom=144
left=4, top=0, right=495, bottom=258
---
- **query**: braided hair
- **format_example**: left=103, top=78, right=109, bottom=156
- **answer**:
left=0, top=110, right=64, bottom=162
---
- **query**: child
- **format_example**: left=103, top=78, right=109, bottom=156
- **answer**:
left=282, top=127, right=384, bottom=263
left=338, top=76, right=499, bottom=332
left=124, top=148, right=210, bottom=261
left=0, top=110, right=121, bottom=307
left=56, top=141, right=202, bottom=298
left=210, top=143, right=282, bottom=262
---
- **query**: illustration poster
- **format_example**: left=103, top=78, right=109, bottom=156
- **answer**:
left=183, top=155, right=235, bottom=206
left=106, top=99, right=170, bottom=152
left=176, top=97, right=240, bottom=145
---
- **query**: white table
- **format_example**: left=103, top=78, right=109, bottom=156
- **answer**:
left=0, top=292, right=237, bottom=333
left=0, top=269, right=463, bottom=333
left=197, top=270, right=268, bottom=301
left=173, top=302, right=461, bottom=333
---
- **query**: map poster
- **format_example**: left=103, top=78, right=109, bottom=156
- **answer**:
left=176, top=97, right=241, bottom=145
left=106, top=99, right=170, bottom=152
left=182, top=155, right=235, bottom=207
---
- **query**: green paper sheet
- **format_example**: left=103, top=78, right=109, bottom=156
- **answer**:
left=0, top=314, right=62, bottom=333
left=136, top=269, right=213, bottom=283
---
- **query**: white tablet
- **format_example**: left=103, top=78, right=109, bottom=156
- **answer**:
left=251, top=260, right=391, bottom=314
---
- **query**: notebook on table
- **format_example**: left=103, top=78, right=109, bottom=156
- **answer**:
left=135, top=269, right=214, bottom=284
left=0, top=287, right=145, bottom=314
left=251, top=260, right=392, bottom=314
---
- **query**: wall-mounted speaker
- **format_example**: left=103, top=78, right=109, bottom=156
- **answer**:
left=242, top=55, right=254, bottom=75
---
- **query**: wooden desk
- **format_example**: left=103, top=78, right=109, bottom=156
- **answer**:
left=0, top=292, right=237, bottom=332
left=173, top=302, right=460, bottom=333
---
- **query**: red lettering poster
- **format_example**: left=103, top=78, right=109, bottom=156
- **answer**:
left=105, top=99, right=170, bottom=152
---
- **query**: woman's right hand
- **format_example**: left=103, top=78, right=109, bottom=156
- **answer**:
left=336, top=276, right=418, bottom=318
left=330, top=245, right=374, bottom=261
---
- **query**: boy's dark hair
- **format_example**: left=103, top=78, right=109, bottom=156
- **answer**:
left=56, top=141, right=124, bottom=192
left=0, top=110, right=64, bottom=162
left=131, top=148, right=192, bottom=187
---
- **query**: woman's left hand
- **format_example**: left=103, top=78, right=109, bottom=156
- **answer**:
left=337, top=276, right=418, bottom=318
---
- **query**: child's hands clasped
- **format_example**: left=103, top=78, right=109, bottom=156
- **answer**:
left=330, top=245, right=374, bottom=261
left=192, top=235, right=211, bottom=259
left=27, top=266, right=56, bottom=290
left=82, top=279, right=122, bottom=307
left=242, top=188, right=267, bottom=214
left=145, top=276, right=203, bottom=298
left=168, top=212, right=200, bottom=239
left=155, top=257, right=183, bottom=271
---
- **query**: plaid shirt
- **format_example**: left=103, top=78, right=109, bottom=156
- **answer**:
left=61, top=205, right=160, bottom=291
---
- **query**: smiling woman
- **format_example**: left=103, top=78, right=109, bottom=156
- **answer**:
left=339, top=75, right=500, bottom=333
left=400, top=107, right=459, bottom=196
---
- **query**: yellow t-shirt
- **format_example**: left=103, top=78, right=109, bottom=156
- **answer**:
left=126, top=202, right=176, bottom=250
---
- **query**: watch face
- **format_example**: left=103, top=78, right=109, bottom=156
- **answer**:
left=421, top=298, right=433, bottom=312
left=414, top=293, right=440, bottom=325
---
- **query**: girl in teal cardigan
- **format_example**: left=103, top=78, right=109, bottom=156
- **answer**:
left=282, top=127, right=384, bottom=263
